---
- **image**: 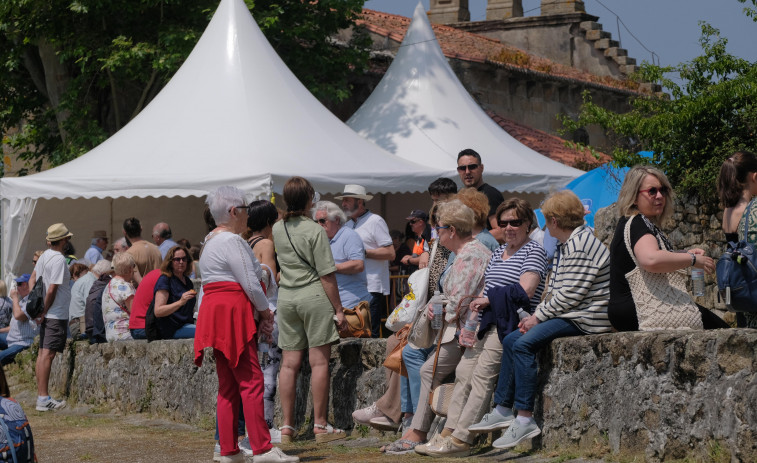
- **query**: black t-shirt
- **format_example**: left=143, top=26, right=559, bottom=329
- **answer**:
left=477, top=183, right=504, bottom=229
left=154, top=274, right=195, bottom=338
left=608, top=215, right=654, bottom=331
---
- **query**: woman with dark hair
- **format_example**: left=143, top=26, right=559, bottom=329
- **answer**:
left=717, top=151, right=757, bottom=327
left=272, top=176, right=348, bottom=444
left=153, top=246, right=196, bottom=339
left=608, top=165, right=728, bottom=331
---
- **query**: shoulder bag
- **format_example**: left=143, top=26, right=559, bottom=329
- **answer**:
left=382, top=324, right=410, bottom=376
left=427, top=318, right=453, bottom=417
left=385, top=240, right=437, bottom=332
left=25, top=276, right=45, bottom=320
left=624, top=215, right=703, bottom=330
left=340, top=300, right=372, bottom=338
left=717, top=199, right=757, bottom=313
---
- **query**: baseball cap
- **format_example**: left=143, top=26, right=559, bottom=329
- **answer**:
left=14, top=274, right=31, bottom=284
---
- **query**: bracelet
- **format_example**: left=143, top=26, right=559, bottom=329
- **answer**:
left=687, top=252, right=696, bottom=267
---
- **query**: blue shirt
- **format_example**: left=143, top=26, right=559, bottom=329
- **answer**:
left=159, top=239, right=179, bottom=259
left=84, top=245, right=104, bottom=265
left=330, top=226, right=371, bottom=308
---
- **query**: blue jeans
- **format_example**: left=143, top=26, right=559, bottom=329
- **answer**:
left=131, top=329, right=147, bottom=339
left=401, top=344, right=435, bottom=413
left=0, top=332, right=8, bottom=350
left=493, top=318, right=582, bottom=412
left=0, top=344, right=29, bottom=365
left=172, top=324, right=196, bottom=339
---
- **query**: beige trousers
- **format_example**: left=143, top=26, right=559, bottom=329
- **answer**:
left=376, top=333, right=402, bottom=423
left=445, top=328, right=503, bottom=444
left=409, top=341, right=463, bottom=433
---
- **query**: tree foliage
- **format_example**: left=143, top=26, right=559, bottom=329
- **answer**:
left=0, top=0, right=370, bottom=175
left=561, top=4, right=757, bottom=199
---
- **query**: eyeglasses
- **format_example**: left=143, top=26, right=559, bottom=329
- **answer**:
left=434, top=225, right=450, bottom=232
left=316, top=218, right=328, bottom=225
left=172, top=256, right=188, bottom=263
left=639, top=186, right=669, bottom=197
left=498, top=219, right=524, bottom=228
left=456, top=163, right=479, bottom=172
left=231, top=205, right=250, bottom=213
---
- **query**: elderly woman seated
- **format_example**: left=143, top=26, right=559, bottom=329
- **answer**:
left=469, top=190, right=612, bottom=448
left=382, top=199, right=492, bottom=455
left=101, top=253, right=137, bottom=341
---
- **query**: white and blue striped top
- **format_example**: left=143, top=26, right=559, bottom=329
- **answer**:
left=533, top=225, right=611, bottom=334
left=483, top=240, right=548, bottom=311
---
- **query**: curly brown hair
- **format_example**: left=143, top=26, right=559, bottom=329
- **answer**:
left=160, top=246, right=193, bottom=278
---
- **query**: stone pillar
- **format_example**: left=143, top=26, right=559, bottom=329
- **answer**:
left=540, top=0, right=585, bottom=15
left=428, top=0, right=470, bottom=24
left=486, top=0, right=523, bottom=20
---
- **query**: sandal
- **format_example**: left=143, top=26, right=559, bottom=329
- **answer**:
left=313, top=423, right=346, bottom=444
left=280, top=425, right=296, bottom=444
left=384, top=438, right=422, bottom=455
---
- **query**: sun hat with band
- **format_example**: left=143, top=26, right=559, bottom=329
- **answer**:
left=334, top=184, right=373, bottom=201
left=46, top=223, right=73, bottom=242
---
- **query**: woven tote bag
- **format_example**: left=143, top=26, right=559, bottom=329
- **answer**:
left=624, top=216, right=703, bottom=330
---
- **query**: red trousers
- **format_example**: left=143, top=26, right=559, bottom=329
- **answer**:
left=215, top=339, right=272, bottom=456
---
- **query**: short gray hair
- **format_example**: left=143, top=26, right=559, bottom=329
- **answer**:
left=312, top=200, right=347, bottom=226
left=206, top=186, right=246, bottom=226
left=92, top=259, right=112, bottom=276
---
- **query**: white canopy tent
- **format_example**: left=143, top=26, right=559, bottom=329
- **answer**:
left=0, top=0, right=444, bottom=278
left=348, top=2, right=584, bottom=193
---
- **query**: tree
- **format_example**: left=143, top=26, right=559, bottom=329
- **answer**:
left=560, top=2, right=757, bottom=199
left=0, top=0, right=370, bottom=175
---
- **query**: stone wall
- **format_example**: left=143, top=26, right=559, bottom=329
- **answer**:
left=48, top=329, right=756, bottom=460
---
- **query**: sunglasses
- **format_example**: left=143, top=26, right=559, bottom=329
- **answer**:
left=456, top=163, right=479, bottom=172
left=434, top=225, right=450, bottom=232
left=498, top=219, right=524, bottom=228
left=408, top=219, right=420, bottom=225
left=639, top=186, right=669, bottom=197
left=316, top=218, right=328, bottom=225
left=172, top=256, right=188, bottom=263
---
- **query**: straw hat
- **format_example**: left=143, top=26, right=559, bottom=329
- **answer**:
left=92, top=230, right=108, bottom=239
left=334, top=184, right=373, bottom=201
left=46, top=223, right=73, bottom=242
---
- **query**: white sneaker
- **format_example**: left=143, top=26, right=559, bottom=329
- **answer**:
left=213, top=443, right=221, bottom=462
left=269, top=428, right=282, bottom=444
left=36, top=396, right=66, bottom=412
left=468, top=407, right=515, bottom=433
left=218, top=452, right=245, bottom=463
left=351, top=402, right=384, bottom=425
left=239, top=436, right=253, bottom=456
left=252, top=446, right=299, bottom=463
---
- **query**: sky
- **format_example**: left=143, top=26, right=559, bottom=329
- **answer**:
left=363, top=0, right=757, bottom=72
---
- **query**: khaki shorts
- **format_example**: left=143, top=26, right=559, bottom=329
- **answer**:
left=40, top=318, right=68, bottom=353
left=277, top=284, right=339, bottom=351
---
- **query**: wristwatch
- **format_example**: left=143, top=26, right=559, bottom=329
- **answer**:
left=687, top=252, right=696, bottom=267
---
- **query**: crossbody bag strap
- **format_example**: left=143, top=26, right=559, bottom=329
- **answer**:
left=108, top=280, right=130, bottom=315
left=283, top=221, right=318, bottom=275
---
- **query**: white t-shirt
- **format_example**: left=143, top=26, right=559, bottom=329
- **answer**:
left=34, top=249, right=71, bottom=320
left=347, top=211, right=392, bottom=295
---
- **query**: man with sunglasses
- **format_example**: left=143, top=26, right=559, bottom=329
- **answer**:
left=123, top=217, right=162, bottom=286
left=457, top=149, right=503, bottom=232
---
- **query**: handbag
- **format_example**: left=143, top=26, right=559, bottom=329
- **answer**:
left=145, top=299, right=162, bottom=342
left=385, top=241, right=437, bottom=332
left=25, top=276, right=45, bottom=320
left=717, top=199, right=757, bottom=313
left=340, top=301, right=372, bottom=338
left=383, top=324, right=410, bottom=376
left=624, top=216, right=703, bottom=330
left=427, top=317, right=453, bottom=417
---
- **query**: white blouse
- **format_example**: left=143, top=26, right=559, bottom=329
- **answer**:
left=198, top=231, right=269, bottom=312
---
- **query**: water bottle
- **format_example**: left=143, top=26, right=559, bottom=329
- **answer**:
left=517, top=308, right=529, bottom=320
left=430, top=291, right=444, bottom=329
left=691, top=268, right=705, bottom=297
left=459, top=310, right=478, bottom=348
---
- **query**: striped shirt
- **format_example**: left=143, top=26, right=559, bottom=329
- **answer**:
left=483, top=240, right=547, bottom=311
left=6, top=296, right=40, bottom=348
left=533, top=225, right=611, bottom=334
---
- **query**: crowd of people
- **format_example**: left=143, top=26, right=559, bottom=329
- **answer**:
left=1, top=148, right=754, bottom=462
